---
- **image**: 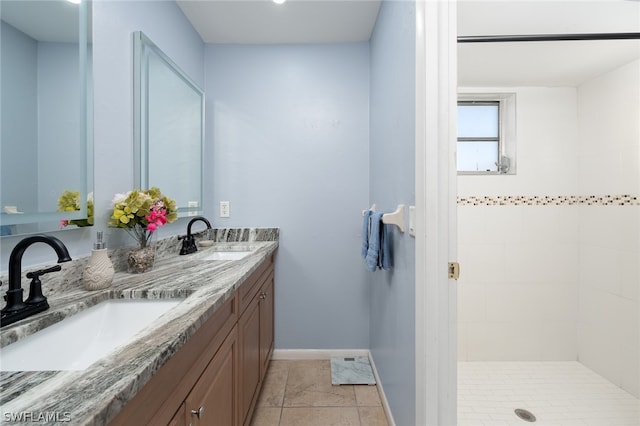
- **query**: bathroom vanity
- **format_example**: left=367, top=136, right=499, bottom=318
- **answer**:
left=0, top=231, right=278, bottom=426
left=110, top=249, right=275, bottom=426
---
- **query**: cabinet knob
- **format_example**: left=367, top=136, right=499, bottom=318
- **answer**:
left=259, top=292, right=267, bottom=300
left=191, top=406, right=205, bottom=418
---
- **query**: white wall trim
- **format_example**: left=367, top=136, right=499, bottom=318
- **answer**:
left=367, top=351, right=397, bottom=426
left=271, top=349, right=396, bottom=425
left=415, top=1, right=458, bottom=425
left=272, top=349, right=370, bottom=360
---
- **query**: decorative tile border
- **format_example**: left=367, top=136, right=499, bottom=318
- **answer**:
left=457, top=194, right=640, bottom=206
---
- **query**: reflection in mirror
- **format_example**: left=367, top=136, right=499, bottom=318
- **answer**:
left=0, top=0, right=93, bottom=236
left=133, top=31, right=204, bottom=217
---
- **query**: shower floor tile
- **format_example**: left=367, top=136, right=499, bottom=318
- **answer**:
left=458, top=361, right=640, bottom=426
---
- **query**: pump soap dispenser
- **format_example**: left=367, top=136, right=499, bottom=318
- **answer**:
left=83, top=231, right=115, bottom=291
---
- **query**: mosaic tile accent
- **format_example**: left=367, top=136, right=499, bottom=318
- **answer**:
left=457, top=194, right=639, bottom=206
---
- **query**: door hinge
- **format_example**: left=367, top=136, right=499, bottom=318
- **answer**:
left=448, top=262, right=460, bottom=280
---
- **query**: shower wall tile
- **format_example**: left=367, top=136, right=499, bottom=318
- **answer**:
left=619, top=249, right=639, bottom=302
left=475, top=322, right=543, bottom=361
left=539, top=321, right=578, bottom=361
left=458, top=67, right=639, bottom=390
left=520, top=206, right=578, bottom=244
left=579, top=244, right=630, bottom=298
left=575, top=60, right=639, bottom=398
left=485, top=283, right=541, bottom=323
left=579, top=206, right=640, bottom=250
left=457, top=242, right=505, bottom=283
left=458, top=207, right=580, bottom=361
left=457, top=206, right=523, bottom=244
left=457, top=281, right=486, bottom=324
left=502, top=242, right=578, bottom=284
left=578, top=287, right=627, bottom=388
left=537, top=282, right=578, bottom=324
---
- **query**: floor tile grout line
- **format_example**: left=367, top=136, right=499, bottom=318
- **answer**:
left=253, top=359, right=388, bottom=426
left=277, top=361, right=291, bottom=426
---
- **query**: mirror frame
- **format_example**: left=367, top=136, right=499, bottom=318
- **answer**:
left=0, top=0, right=93, bottom=236
left=133, top=31, right=204, bottom=218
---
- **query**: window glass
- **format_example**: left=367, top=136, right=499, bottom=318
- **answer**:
left=457, top=141, right=499, bottom=172
left=457, top=104, right=499, bottom=138
left=457, top=93, right=516, bottom=175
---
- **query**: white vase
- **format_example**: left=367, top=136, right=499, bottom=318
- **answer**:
left=83, top=248, right=115, bottom=290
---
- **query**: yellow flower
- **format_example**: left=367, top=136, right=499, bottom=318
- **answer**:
left=58, top=190, right=93, bottom=228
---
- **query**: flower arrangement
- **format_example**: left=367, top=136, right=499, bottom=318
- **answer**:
left=109, top=187, right=177, bottom=248
left=58, top=190, right=94, bottom=228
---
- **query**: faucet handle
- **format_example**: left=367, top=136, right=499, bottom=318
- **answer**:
left=26, top=265, right=62, bottom=279
left=24, top=265, right=60, bottom=306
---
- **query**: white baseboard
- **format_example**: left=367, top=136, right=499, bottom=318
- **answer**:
left=272, top=349, right=370, bottom=360
left=271, top=349, right=396, bottom=426
left=366, top=352, right=396, bottom=426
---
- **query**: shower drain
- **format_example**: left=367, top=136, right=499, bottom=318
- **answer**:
left=514, top=408, right=537, bottom=422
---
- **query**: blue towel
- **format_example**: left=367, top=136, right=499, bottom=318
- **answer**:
left=379, top=223, right=392, bottom=271
left=365, top=212, right=383, bottom=271
left=361, top=209, right=372, bottom=258
left=363, top=211, right=393, bottom=272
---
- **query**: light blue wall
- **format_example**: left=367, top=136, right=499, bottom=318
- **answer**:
left=92, top=0, right=204, bottom=249
left=0, top=1, right=205, bottom=268
left=205, top=44, right=371, bottom=349
left=38, top=43, right=83, bottom=212
left=1, top=22, right=38, bottom=213
left=369, top=2, right=417, bottom=425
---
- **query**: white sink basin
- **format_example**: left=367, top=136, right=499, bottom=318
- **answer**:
left=200, top=251, right=252, bottom=261
left=0, top=299, right=182, bottom=371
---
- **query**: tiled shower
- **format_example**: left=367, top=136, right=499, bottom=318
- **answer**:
left=457, top=60, right=639, bottom=424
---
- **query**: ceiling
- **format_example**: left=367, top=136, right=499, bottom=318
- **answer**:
left=458, top=0, right=640, bottom=87
left=178, top=0, right=639, bottom=87
left=3, top=0, right=636, bottom=87
left=1, top=0, right=80, bottom=43
left=176, top=0, right=381, bottom=44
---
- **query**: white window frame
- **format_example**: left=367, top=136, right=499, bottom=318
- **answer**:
left=457, top=92, right=517, bottom=175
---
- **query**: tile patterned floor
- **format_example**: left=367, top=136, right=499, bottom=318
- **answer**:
left=458, top=361, right=640, bottom=426
left=250, top=360, right=389, bottom=426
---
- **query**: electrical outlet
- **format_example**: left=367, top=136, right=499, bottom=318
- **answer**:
left=187, top=201, right=199, bottom=216
left=220, top=201, right=230, bottom=218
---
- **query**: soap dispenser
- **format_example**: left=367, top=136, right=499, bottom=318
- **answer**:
left=83, top=231, right=115, bottom=291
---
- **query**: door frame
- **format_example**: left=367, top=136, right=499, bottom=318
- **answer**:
left=415, top=1, right=458, bottom=425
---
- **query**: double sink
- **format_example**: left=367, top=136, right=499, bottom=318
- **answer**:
left=0, top=247, right=253, bottom=372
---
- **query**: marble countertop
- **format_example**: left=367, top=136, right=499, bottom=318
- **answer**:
left=0, top=239, right=278, bottom=426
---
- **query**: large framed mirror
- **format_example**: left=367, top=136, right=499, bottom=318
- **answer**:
left=0, top=0, right=93, bottom=237
left=133, top=31, right=204, bottom=218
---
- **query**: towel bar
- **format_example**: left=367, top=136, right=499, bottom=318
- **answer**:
left=362, top=204, right=405, bottom=233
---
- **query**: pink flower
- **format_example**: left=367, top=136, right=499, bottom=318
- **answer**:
left=145, top=205, right=168, bottom=232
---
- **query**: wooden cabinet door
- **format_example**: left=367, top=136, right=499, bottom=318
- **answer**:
left=239, top=296, right=261, bottom=426
left=259, top=277, right=274, bottom=379
left=185, top=326, right=238, bottom=426
left=168, top=403, right=187, bottom=426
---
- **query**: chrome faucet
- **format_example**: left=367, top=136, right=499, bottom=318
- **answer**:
left=1, top=235, right=72, bottom=327
left=179, top=216, right=212, bottom=255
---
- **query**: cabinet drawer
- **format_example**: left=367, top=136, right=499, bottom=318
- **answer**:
left=109, top=294, right=238, bottom=426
